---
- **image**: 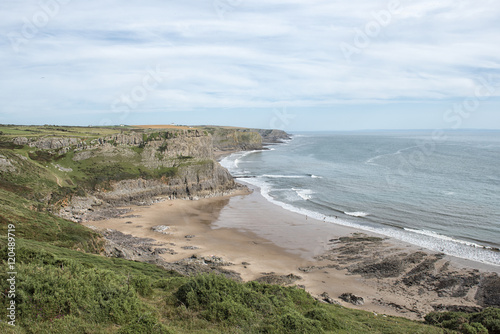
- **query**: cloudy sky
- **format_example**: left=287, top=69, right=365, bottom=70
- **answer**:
left=1, top=0, right=499, bottom=131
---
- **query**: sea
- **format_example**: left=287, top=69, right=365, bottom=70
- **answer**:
left=220, top=130, right=500, bottom=266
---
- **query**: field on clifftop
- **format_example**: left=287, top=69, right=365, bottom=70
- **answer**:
left=1, top=125, right=499, bottom=333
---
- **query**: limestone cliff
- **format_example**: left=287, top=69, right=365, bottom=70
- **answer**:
left=252, top=129, right=291, bottom=143
left=6, top=126, right=289, bottom=222
left=206, top=127, right=290, bottom=152
left=208, top=128, right=263, bottom=152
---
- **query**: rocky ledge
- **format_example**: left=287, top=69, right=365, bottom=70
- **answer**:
left=310, top=233, right=500, bottom=317
left=100, top=228, right=242, bottom=280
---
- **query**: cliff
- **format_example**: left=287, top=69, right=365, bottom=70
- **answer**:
left=1, top=126, right=289, bottom=222
left=252, top=128, right=291, bottom=143
left=203, top=126, right=290, bottom=152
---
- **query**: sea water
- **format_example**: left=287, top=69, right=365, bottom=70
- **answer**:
left=220, top=130, right=500, bottom=266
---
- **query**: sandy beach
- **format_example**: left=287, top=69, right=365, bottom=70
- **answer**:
left=88, top=182, right=500, bottom=320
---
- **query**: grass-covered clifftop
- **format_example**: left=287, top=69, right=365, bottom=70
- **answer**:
left=1, top=125, right=498, bottom=333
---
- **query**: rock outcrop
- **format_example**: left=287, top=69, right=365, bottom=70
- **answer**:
left=0, top=154, right=16, bottom=172
left=252, top=129, right=291, bottom=143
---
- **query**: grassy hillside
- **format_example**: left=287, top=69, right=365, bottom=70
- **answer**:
left=0, top=125, right=498, bottom=333
left=0, top=237, right=452, bottom=334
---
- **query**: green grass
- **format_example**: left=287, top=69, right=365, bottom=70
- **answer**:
left=0, top=125, right=124, bottom=139
left=0, top=188, right=102, bottom=253
left=0, top=238, right=177, bottom=333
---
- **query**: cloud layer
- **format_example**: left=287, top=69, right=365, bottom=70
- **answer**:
left=1, top=0, right=499, bottom=128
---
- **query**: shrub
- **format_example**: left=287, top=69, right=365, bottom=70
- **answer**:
left=471, top=308, right=500, bottom=334
left=117, top=313, right=174, bottom=334
left=131, top=275, right=154, bottom=297
left=26, top=315, right=99, bottom=334
left=0, top=257, right=145, bottom=329
left=276, top=310, right=323, bottom=334
left=201, top=299, right=254, bottom=325
left=175, top=273, right=260, bottom=310
left=305, top=308, right=342, bottom=330
left=174, top=274, right=344, bottom=332
left=461, top=323, right=488, bottom=334
left=425, top=308, right=500, bottom=334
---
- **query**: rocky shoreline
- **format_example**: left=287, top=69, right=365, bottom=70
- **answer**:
left=310, top=233, right=500, bottom=317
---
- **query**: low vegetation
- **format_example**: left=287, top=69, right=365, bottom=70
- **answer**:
left=425, top=309, right=500, bottom=334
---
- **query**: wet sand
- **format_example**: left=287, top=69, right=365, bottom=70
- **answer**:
left=88, top=183, right=500, bottom=320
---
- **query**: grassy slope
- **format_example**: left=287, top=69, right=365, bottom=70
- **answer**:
left=0, top=125, right=495, bottom=333
left=0, top=238, right=447, bottom=334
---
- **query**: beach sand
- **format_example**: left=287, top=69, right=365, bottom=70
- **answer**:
left=88, top=182, right=500, bottom=320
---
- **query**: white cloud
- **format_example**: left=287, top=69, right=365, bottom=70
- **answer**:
left=0, top=0, right=499, bottom=125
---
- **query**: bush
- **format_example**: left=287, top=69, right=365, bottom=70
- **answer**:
left=117, top=313, right=174, bottom=334
left=305, top=308, right=342, bottom=330
left=131, top=275, right=154, bottom=297
left=471, top=308, right=500, bottom=334
left=276, top=310, right=323, bottom=334
left=26, top=315, right=100, bottom=334
left=176, top=273, right=259, bottom=309
left=0, top=257, right=146, bottom=329
left=175, top=273, right=262, bottom=327
left=425, top=308, right=500, bottom=334
left=201, top=299, right=254, bottom=325
left=461, top=323, right=488, bottom=334
left=174, top=274, right=344, bottom=332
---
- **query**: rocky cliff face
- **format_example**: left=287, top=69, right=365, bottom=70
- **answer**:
left=50, top=131, right=236, bottom=222
left=210, top=128, right=263, bottom=152
left=59, top=160, right=237, bottom=222
left=9, top=127, right=289, bottom=222
left=252, top=129, right=291, bottom=143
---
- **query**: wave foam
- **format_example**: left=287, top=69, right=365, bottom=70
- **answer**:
left=292, top=188, right=313, bottom=200
left=345, top=211, right=369, bottom=217
left=220, top=150, right=263, bottom=173
left=263, top=174, right=305, bottom=179
left=404, top=228, right=489, bottom=249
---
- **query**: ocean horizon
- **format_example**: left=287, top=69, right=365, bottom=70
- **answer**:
left=221, top=129, right=500, bottom=266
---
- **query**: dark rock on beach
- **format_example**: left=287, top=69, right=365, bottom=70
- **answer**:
left=318, top=292, right=341, bottom=305
left=103, top=229, right=176, bottom=260
left=339, top=293, right=364, bottom=306
left=475, top=273, right=500, bottom=307
left=314, top=232, right=500, bottom=316
left=101, top=229, right=241, bottom=280
left=255, top=273, right=302, bottom=286
left=181, top=246, right=200, bottom=250
left=351, top=256, right=407, bottom=279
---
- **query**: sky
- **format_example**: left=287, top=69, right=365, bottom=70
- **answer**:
left=1, top=0, right=500, bottom=131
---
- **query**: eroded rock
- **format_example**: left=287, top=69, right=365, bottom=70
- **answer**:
left=339, top=293, right=364, bottom=305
